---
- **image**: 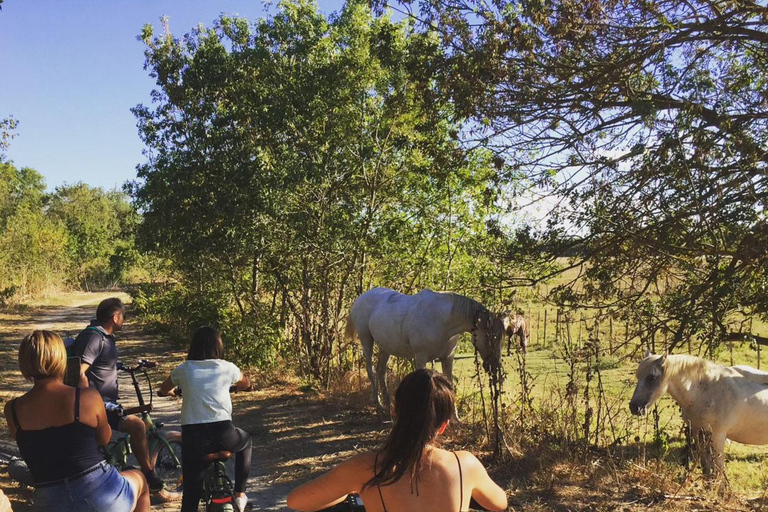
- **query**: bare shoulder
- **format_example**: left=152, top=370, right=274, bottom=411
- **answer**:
left=79, top=387, right=104, bottom=407
left=453, top=450, right=487, bottom=473
left=344, top=450, right=378, bottom=471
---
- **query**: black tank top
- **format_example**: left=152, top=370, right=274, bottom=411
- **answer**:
left=12, top=387, right=105, bottom=483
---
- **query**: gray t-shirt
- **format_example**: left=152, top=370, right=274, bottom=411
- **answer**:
left=73, top=322, right=119, bottom=403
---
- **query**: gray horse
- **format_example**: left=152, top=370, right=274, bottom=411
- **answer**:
left=501, top=309, right=528, bottom=355
left=345, top=287, right=504, bottom=413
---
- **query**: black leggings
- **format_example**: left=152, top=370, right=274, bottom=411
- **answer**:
left=181, top=421, right=252, bottom=512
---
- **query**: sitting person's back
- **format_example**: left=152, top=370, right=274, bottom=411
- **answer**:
left=10, top=383, right=104, bottom=483
left=4, top=330, right=150, bottom=512
left=287, top=369, right=508, bottom=512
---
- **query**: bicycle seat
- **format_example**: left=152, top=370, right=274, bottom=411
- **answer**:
left=202, top=451, right=232, bottom=462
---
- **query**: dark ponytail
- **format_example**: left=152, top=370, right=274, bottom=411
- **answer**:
left=365, top=369, right=455, bottom=491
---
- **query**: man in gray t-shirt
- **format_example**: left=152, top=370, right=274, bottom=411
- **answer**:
left=75, top=323, right=119, bottom=403
left=74, top=297, right=164, bottom=492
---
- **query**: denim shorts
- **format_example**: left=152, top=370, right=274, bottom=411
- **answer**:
left=32, top=461, right=135, bottom=512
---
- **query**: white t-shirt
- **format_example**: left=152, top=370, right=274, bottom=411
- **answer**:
left=170, top=359, right=242, bottom=425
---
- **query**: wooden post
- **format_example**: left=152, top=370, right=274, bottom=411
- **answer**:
left=536, top=311, right=541, bottom=346
left=577, top=313, right=583, bottom=349
left=543, top=309, right=548, bottom=348
left=729, top=343, right=734, bottom=366
left=609, top=316, right=614, bottom=354
left=625, top=320, right=630, bottom=354
left=758, top=343, right=761, bottom=370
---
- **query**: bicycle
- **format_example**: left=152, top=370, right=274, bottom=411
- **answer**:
left=199, top=449, right=237, bottom=511
left=168, top=386, right=251, bottom=511
left=104, top=359, right=184, bottom=502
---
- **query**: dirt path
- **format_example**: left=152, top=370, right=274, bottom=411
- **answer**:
left=0, top=293, right=383, bottom=511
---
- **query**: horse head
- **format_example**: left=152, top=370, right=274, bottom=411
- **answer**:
left=629, top=350, right=668, bottom=416
left=472, top=309, right=504, bottom=372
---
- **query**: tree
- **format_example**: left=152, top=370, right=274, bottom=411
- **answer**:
left=396, top=0, right=768, bottom=350
left=48, top=184, right=138, bottom=289
left=131, top=0, right=511, bottom=375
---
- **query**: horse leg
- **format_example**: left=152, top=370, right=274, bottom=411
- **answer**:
left=440, top=356, right=462, bottom=423
left=710, top=431, right=727, bottom=477
left=439, top=356, right=454, bottom=384
left=520, top=332, right=528, bottom=354
left=506, top=335, right=512, bottom=357
left=377, top=352, right=392, bottom=414
left=360, top=333, right=382, bottom=412
left=695, top=427, right=725, bottom=477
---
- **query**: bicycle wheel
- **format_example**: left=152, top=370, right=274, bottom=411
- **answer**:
left=151, top=430, right=183, bottom=501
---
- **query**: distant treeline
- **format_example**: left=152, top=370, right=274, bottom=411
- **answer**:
left=0, top=161, right=148, bottom=302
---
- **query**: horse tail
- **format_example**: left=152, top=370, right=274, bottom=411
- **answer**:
left=344, top=315, right=357, bottom=342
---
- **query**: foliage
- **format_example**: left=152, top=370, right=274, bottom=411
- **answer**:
left=48, top=184, right=139, bottom=289
left=398, top=0, right=768, bottom=350
left=130, top=0, right=528, bottom=376
left=0, top=157, right=147, bottom=299
left=0, top=204, right=71, bottom=296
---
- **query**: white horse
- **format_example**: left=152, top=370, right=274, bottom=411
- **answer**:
left=630, top=352, right=768, bottom=474
left=345, top=287, right=505, bottom=413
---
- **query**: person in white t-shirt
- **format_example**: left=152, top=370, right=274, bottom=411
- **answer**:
left=158, top=326, right=252, bottom=512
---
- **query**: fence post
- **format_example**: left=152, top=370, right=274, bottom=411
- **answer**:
left=543, top=309, right=548, bottom=348
left=609, top=315, right=614, bottom=354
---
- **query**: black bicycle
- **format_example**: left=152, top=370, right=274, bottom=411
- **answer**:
left=104, top=359, right=183, bottom=502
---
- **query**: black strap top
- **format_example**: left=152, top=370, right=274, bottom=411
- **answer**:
left=12, top=387, right=105, bottom=483
left=375, top=452, right=464, bottom=512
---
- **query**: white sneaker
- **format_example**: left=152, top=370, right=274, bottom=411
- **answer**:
left=235, top=494, right=249, bottom=512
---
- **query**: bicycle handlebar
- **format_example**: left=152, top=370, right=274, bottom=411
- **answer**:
left=117, top=360, right=157, bottom=373
left=317, top=494, right=366, bottom=512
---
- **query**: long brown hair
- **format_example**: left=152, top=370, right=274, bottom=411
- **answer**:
left=365, top=369, right=455, bottom=490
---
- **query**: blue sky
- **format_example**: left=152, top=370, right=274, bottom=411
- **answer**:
left=0, top=0, right=344, bottom=192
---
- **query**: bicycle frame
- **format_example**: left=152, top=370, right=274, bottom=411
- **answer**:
left=106, top=361, right=182, bottom=490
left=202, top=459, right=235, bottom=511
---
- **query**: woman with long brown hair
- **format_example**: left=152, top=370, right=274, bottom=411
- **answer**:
left=287, top=369, right=507, bottom=512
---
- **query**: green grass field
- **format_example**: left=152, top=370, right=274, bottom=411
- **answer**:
left=445, top=300, right=768, bottom=495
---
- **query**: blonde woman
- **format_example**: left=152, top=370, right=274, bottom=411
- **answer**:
left=288, top=369, right=508, bottom=512
left=4, top=330, right=150, bottom=512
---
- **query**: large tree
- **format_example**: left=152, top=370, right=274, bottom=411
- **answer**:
left=131, top=0, right=512, bottom=376
left=395, top=0, right=768, bottom=349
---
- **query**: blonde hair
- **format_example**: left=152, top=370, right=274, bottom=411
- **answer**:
left=18, top=330, right=66, bottom=382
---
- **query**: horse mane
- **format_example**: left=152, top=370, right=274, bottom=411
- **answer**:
left=443, top=292, right=487, bottom=325
left=663, top=354, right=720, bottom=382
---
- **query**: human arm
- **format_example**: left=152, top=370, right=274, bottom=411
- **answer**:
left=75, top=330, right=104, bottom=388
left=3, top=400, right=16, bottom=440
left=287, top=453, right=371, bottom=511
left=79, top=363, right=91, bottom=388
left=83, top=388, right=112, bottom=446
left=157, top=375, right=177, bottom=397
left=231, top=363, right=251, bottom=391
left=461, top=451, right=508, bottom=512
left=234, top=373, right=251, bottom=391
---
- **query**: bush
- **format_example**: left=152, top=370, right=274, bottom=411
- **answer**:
left=129, top=282, right=283, bottom=369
